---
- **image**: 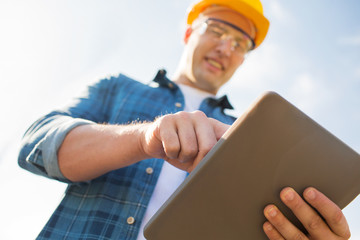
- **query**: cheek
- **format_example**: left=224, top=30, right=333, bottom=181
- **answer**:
left=229, top=55, right=245, bottom=72
left=189, top=41, right=211, bottom=73
left=191, top=35, right=217, bottom=56
left=234, top=53, right=245, bottom=65
left=192, top=40, right=208, bottom=60
left=186, top=37, right=203, bottom=63
left=221, top=56, right=244, bottom=82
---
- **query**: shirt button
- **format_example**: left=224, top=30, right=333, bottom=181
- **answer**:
left=127, top=216, right=135, bottom=225
left=175, top=102, right=182, bottom=108
left=146, top=167, right=154, bottom=175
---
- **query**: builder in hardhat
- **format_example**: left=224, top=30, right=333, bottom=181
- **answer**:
left=18, top=0, right=351, bottom=239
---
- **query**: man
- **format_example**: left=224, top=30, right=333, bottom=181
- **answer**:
left=18, top=0, right=351, bottom=239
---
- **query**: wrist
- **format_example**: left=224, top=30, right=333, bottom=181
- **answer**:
left=135, top=123, right=153, bottom=160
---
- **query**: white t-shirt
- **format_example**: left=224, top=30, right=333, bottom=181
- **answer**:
left=136, top=84, right=214, bottom=240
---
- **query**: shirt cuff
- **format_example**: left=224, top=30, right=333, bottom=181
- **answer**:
left=26, top=117, right=95, bottom=182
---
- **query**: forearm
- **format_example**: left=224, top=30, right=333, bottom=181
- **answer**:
left=58, top=123, right=149, bottom=182
left=58, top=111, right=230, bottom=182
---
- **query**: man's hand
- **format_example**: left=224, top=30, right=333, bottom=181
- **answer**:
left=263, top=187, right=351, bottom=240
left=140, top=111, right=230, bottom=172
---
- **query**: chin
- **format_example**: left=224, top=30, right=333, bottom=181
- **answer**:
left=198, top=80, right=221, bottom=94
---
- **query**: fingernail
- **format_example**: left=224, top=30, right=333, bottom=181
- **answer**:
left=264, top=222, right=273, bottom=231
left=268, top=206, right=277, bottom=218
left=306, top=188, right=316, bottom=200
left=283, top=188, right=295, bottom=201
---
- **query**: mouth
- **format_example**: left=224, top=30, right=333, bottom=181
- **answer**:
left=205, top=57, right=224, bottom=71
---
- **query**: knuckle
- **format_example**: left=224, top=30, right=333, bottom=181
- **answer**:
left=291, top=198, right=303, bottom=211
left=329, top=209, right=351, bottom=239
left=192, top=110, right=207, bottom=119
left=272, top=217, right=286, bottom=229
left=293, top=232, right=307, bottom=240
left=343, top=230, right=351, bottom=240
left=307, top=215, right=323, bottom=231
left=175, top=111, right=190, bottom=120
left=181, top=145, right=198, bottom=157
left=158, top=114, right=172, bottom=125
left=330, top=208, right=344, bottom=225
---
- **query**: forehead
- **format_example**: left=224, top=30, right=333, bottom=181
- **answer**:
left=199, top=6, right=255, bottom=38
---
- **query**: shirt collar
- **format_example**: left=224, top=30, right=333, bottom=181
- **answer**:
left=207, top=95, right=234, bottom=110
left=153, top=69, right=174, bottom=88
left=153, top=69, right=233, bottom=110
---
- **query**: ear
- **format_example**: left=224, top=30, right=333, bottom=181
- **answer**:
left=183, top=27, right=193, bottom=44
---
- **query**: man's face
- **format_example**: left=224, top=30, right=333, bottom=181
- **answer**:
left=183, top=8, right=256, bottom=94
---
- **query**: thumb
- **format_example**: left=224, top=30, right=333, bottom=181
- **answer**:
left=209, top=118, right=230, bottom=140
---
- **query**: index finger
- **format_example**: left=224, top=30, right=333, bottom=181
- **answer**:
left=303, top=187, right=351, bottom=239
left=194, top=112, right=218, bottom=146
left=187, top=112, right=218, bottom=171
left=209, top=118, right=230, bottom=140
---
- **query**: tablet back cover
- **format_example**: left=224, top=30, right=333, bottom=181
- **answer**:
left=144, top=91, right=360, bottom=240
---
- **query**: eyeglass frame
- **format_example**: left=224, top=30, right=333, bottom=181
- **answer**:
left=195, top=17, right=256, bottom=54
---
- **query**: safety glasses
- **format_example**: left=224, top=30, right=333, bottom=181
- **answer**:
left=197, top=17, right=255, bottom=55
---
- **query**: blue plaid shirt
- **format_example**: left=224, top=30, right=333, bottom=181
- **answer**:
left=18, top=70, right=236, bottom=239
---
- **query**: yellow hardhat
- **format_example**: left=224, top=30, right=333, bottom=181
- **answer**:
left=187, top=0, right=270, bottom=48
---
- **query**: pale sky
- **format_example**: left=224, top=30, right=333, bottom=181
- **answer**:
left=0, top=0, right=359, bottom=239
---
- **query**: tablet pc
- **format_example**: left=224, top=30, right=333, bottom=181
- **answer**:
left=144, top=91, right=360, bottom=240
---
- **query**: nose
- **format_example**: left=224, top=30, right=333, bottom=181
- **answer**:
left=215, top=38, right=233, bottom=57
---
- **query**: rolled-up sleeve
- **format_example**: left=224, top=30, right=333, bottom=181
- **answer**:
left=21, top=116, right=94, bottom=182
left=18, top=76, right=121, bottom=183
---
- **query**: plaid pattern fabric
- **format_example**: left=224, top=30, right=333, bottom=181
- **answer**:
left=18, top=70, right=236, bottom=239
